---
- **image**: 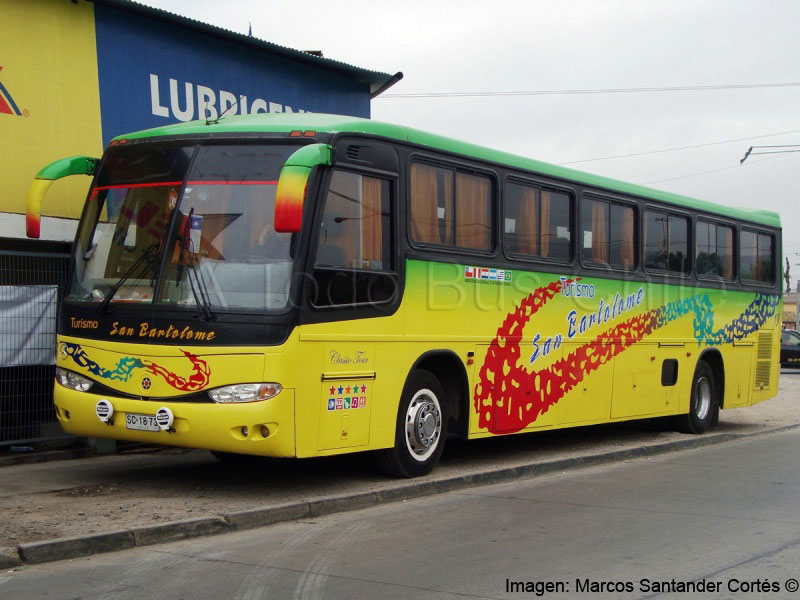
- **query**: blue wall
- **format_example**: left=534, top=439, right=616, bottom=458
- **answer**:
left=94, top=5, right=370, bottom=145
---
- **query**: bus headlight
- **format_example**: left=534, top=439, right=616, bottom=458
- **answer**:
left=207, top=383, right=282, bottom=403
left=55, top=368, right=94, bottom=392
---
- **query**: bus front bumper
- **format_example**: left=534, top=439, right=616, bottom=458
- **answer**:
left=54, top=386, right=296, bottom=457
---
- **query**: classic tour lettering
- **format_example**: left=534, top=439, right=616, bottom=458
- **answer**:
left=329, top=350, right=369, bottom=365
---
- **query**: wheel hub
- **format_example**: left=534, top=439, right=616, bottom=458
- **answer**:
left=406, top=394, right=441, bottom=455
left=695, top=376, right=711, bottom=421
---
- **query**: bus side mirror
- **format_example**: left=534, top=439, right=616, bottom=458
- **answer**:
left=26, top=156, right=98, bottom=238
left=274, top=143, right=332, bottom=233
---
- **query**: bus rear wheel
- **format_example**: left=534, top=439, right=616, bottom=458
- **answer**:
left=675, top=361, right=718, bottom=434
left=377, top=369, right=448, bottom=478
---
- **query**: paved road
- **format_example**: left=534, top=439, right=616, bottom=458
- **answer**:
left=3, top=427, right=799, bottom=599
left=3, top=372, right=799, bottom=554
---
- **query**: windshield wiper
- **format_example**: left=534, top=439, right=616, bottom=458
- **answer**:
left=176, top=209, right=215, bottom=321
left=97, top=243, right=160, bottom=315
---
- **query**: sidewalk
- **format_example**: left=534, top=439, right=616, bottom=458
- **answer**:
left=2, top=371, right=798, bottom=568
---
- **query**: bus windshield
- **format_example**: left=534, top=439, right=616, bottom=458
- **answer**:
left=70, top=143, right=296, bottom=312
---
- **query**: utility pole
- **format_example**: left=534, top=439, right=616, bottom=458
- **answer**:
left=740, top=145, right=800, bottom=164
left=793, top=253, right=800, bottom=331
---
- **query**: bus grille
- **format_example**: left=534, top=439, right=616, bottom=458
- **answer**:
left=754, top=332, right=773, bottom=389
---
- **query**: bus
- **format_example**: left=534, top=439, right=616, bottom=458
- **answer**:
left=27, top=113, right=783, bottom=477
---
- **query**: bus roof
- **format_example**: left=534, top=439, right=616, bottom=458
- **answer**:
left=117, top=113, right=781, bottom=229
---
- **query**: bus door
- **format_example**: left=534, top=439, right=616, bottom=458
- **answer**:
left=306, top=140, right=399, bottom=450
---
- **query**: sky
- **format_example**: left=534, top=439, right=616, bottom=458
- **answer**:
left=140, top=0, right=800, bottom=289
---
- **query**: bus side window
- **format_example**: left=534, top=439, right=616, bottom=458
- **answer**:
left=504, top=183, right=572, bottom=261
left=410, top=163, right=493, bottom=251
left=645, top=210, right=689, bottom=274
left=312, top=170, right=393, bottom=307
left=696, top=221, right=734, bottom=279
left=741, top=230, right=775, bottom=283
left=581, top=197, right=635, bottom=269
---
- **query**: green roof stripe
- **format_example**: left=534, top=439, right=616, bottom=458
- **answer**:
left=116, top=113, right=781, bottom=229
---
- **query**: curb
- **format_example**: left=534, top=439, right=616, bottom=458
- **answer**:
left=8, top=423, right=800, bottom=567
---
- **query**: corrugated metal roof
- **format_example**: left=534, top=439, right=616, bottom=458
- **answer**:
left=89, top=0, right=402, bottom=97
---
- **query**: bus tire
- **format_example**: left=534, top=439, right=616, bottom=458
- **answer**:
left=675, top=361, right=717, bottom=434
left=377, top=369, right=447, bottom=478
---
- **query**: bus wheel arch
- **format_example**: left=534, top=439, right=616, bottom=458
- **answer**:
left=698, top=349, right=725, bottom=413
left=376, top=351, right=468, bottom=477
left=377, top=368, right=448, bottom=477
left=406, top=350, right=469, bottom=440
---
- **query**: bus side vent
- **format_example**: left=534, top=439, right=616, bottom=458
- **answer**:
left=754, top=332, right=773, bottom=389
left=345, top=145, right=363, bottom=161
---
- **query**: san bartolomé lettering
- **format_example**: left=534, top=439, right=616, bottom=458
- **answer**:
left=110, top=321, right=215, bottom=341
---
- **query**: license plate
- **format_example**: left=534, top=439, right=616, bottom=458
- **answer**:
left=125, top=413, right=160, bottom=432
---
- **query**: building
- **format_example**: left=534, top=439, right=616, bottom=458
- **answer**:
left=1, top=0, right=400, bottom=241
left=784, top=290, right=798, bottom=331
left=0, top=0, right=400, bottom=447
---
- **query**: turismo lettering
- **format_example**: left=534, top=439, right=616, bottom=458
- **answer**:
left=149, top=74, right=308, bottom=122
left=70, top=317, right=99, bottom=329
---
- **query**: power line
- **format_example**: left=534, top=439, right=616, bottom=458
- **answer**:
left=559, top=128, right=800, bottom=165
left=641, top=164, right=744, bottom=185
left=640, top=153, right=786, bottom=186
left=380, top=81, right=800, bottom=99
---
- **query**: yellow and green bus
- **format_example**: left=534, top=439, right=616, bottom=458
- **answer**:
left=28, top=114, right=782, bottom=477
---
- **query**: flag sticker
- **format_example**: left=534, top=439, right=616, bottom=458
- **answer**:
left=465, top=266, right=511, bottom=284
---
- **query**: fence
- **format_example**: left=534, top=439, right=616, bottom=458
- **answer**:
left=0, top=237, right=73, bottom=446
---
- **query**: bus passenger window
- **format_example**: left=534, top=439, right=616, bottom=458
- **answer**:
left=311, top=170, right=394, bottom=307
left=741, top=230, right=774, bottom=283
left=645, top=210, right=689, bottom=274
left=504, top=183, right=572, bottom=261
left=696, top=221, right=734, bottom=279
left=668, top=215, right=689, bottom=273
left=315, top=170, right=390, bottom=271
left=455, top=172, right=491, bottom=250
left=645, top=211, right=668, bottom=270
left=410, top=163, right=493, bottom=251
left=581, top=198, right=634, bottom=268
left=410, top=164, right=453, bottom=246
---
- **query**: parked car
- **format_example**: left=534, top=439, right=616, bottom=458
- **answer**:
left=780, top=330, right=800, bottom=368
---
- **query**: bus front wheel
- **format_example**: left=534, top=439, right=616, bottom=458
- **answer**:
left=377, top=369, right=448, bottom=478
left=675, top=361, right=718, bottom=434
